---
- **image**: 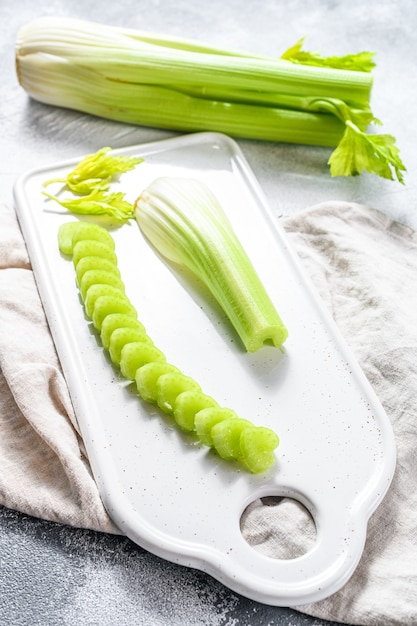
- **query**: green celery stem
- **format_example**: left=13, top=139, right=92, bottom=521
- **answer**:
left=135, top=177, right=288, bottom=353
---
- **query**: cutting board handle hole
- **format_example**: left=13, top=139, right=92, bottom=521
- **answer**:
left=240, top=495, right=317, bottom=560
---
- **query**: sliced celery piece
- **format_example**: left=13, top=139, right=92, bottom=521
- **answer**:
left=71, top=222, right=116, bottom=250
left=72, top=239, right=117, bottom=268
left=194, top=407, right=240, bottom=447
left=156, top=373, right=201, bottom=414
left=75, top=255, right=121, bottom=284
left=109, top=328, right=154, bottom=366
left=58, top=222, right=82, bottom=255
left=211, top=418, right=253, bottom=460
left=135, top=362, right=181, bottom=403
left=79, top=270, right=125, bottom=301
left=57, top=220, right=115, bottom=256
left=100, top=314, right=146, bottom=349
left=120, top=342, right=166, bottom=381
left=240, top=426, right=280, bottom=474
left=83, top=283, right=128, bottom=317
left=173, top=391, right=219, bottom=432
left=92, top=296, right=137, bottom=331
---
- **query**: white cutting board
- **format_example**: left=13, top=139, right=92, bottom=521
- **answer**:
left=13, top=132, right=396, bottom=606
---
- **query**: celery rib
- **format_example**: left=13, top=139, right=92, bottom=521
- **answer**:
left=18, top=53, right=346, bottom=147
left=135, top=177, right=288, bottom=353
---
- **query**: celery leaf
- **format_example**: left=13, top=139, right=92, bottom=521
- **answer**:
left=43, top=147, right=144, bottom=195
left=282, top=38, right=376, bottom=72
left=328, top=120, right=406, bottom=183
left=43, top=189, right=135, bottom=223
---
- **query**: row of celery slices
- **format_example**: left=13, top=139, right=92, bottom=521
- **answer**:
left=58, top=220, right=280, bottom=474
left=49, top=147, right=286, bottom=473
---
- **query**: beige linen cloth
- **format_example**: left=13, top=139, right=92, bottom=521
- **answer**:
left=1, top=199, right=416, bottom=625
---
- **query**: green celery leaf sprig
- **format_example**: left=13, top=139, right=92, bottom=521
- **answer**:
left=43, top=188, right=136, bottom=222
left=304, top=97, right=406, bottom=183
left=282, top=39, right=406, bottom=182
left=281, top=37, right=376, bottom=72
left=42, top=146, right=143, bottom=223
left=328, top=120, right=405, bottom=182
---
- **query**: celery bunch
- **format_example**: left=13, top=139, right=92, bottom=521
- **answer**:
left=16, top=17, right=405, bottom=182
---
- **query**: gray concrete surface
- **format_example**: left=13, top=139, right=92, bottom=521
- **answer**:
left=1, top=0, right=416, bottom=624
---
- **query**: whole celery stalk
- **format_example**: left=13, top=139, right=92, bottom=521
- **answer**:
left=16, top=16, right=405, bottom=182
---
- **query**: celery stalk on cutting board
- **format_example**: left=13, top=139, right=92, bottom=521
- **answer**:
left=134, top=176, right=288, bottom=352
